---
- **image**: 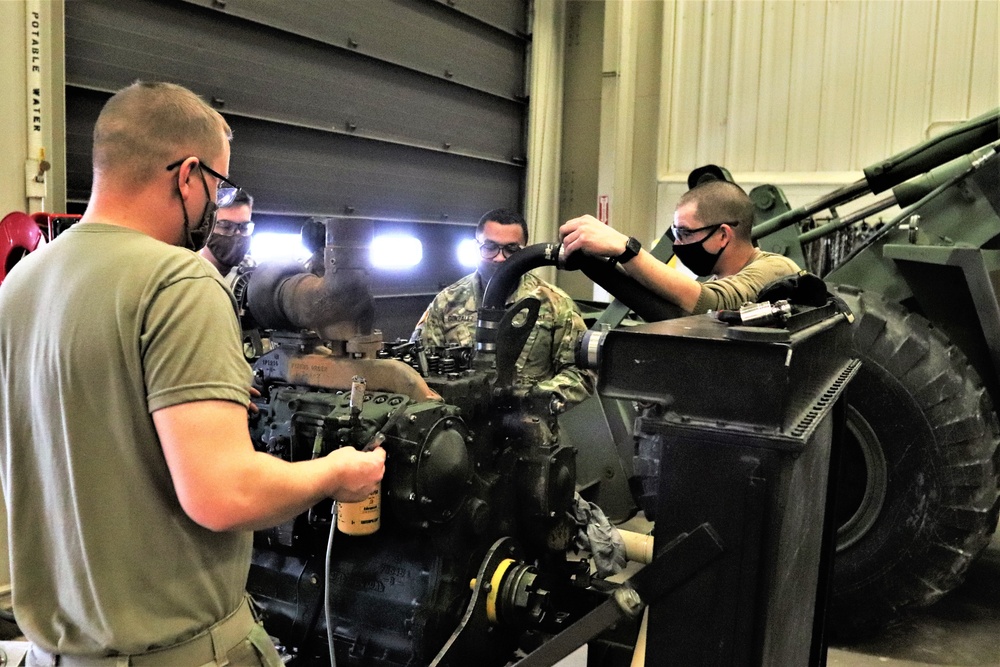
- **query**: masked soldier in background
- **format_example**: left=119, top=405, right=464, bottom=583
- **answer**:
left=200, top=187, right=255, bottom=277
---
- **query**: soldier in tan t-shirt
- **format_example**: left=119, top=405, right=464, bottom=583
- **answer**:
left=559, top=180, right=800, bottom=315
left=0, top=81, right=386, bottom=667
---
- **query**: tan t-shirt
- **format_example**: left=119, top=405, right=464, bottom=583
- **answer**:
left=0, top=223, right=252, bottom=655
left=692, top=249, right=802, bottom=314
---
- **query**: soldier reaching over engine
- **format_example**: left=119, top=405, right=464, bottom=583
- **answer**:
left=560, top=180, right=801, bottom=313
left=0, top=81, right=385, bottom=667
left=412, top=207, right=594, bottom=408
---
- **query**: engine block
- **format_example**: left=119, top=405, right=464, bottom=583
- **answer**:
left=246, top=336, right=578, bottom=666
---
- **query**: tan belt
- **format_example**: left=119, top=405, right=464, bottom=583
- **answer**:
left=29, top=597, right=258, bottom=667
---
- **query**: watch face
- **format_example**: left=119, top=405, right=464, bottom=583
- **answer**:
left=616, top=237, right=641, bottom=264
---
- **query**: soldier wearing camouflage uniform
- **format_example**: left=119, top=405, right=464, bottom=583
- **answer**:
left=412, top=208, right=594, bottom=408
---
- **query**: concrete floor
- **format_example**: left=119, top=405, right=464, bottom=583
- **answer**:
left=827, top=529, right=1000, bottom=667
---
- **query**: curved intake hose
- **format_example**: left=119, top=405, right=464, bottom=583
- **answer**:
left=566, top=252, right=685, bottom=322
left=246, top=219, right=375, bottom=344
left=481, top=243, right=562, bottom=311
left=474, top=242, right=683, bottom=363
left=475, top=243, right=560, bottom=360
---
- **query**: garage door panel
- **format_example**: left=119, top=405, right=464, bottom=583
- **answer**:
left=66, top=0, right=525, bottom=163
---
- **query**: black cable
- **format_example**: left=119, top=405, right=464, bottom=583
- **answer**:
left=326, top=502, right=338, bottom=667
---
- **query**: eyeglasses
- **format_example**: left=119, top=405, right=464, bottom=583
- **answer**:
left=667, top=220, right=739, bottom=244
left=166, top=158, right=242, bottom=208
left=479, top=241, right=523, bottom=259
left=213, top=219, right=255, bottom=237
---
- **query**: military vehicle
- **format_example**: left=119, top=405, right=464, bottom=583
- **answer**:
left=636, top=108, right=1000, bottom=639
left=752, top=107, right=1000, bottom=638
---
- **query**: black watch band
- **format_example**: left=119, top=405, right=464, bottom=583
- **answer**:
left=613, top=236, right=641, bottom=265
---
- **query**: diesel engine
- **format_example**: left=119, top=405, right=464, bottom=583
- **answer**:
left=241, top=219, right=588, bottom=666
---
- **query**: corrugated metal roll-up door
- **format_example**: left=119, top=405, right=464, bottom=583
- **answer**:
left=64, top=0, right=529, bottom=339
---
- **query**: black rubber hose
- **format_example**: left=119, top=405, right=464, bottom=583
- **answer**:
left=863, top=107, right=999, bottom=194
left=482, top=243, right=560, bottom=310
left=479, top=242, right=682, bottom=327
left=476, top=244, right=558, bottom=359
left=567, top=253, right=684, bottom=322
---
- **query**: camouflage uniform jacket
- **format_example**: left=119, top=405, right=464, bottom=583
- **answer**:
left=412, top=271, right=594, bottom=407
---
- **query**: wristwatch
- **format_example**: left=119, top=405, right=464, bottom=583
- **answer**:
left=611, top=236, right=641, bottom=265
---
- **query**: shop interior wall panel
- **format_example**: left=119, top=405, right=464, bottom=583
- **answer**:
left=63, top=0, right=529, bottom=320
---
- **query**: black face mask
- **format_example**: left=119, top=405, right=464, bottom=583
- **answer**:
left=206, top=233, right=251, bottom=269
left=477, top=260, right=502, bottom=287
left=180, top=170, right=218, bottom=251
left=672, top=226, right=726, bottom=277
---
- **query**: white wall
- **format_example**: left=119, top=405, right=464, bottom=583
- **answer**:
left=657, top=1, right=999, bottom=172
left=654, top=0, right=998, bottom=234
left=0, top=0, right=64, bottom=217
left=0, top=0, right=65, bottom=604
left=554, top=0, right=999, bottom=263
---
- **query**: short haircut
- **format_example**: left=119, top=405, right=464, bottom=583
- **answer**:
left=476, top=207, right=528, bottom=245
left=222, top=189, right=254, bottom=210
left=93, top=81, right=232, bottom=188
left=677, top=180, right=753, bottom=241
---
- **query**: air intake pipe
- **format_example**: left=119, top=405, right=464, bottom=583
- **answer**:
left=474, top=242, right=681, bottom=372
left=475, top=243, right=561, bottom=365
left=246, top=218, right=375, bottom=346
left=567, top=253, right=684, bottom=322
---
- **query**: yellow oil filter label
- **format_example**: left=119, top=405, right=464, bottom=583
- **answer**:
left=336, top=483, right=381, bottom=535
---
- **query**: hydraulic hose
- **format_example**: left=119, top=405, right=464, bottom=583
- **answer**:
left=797, top=144, right=999, bottom=245
left=754, top=108, right=999, bottom=239
left=837, top=146, right=999, bottom=268
left=798, top=194, right=899, bottom=244
left=863, top=107, right=999, bottom=194
left=752, top=178, right=870, bottom=239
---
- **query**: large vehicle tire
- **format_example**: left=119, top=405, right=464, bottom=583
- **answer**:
left=630, top=287, right=1000, bottom=640
left=828, top=287, right=1000, bottom=639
